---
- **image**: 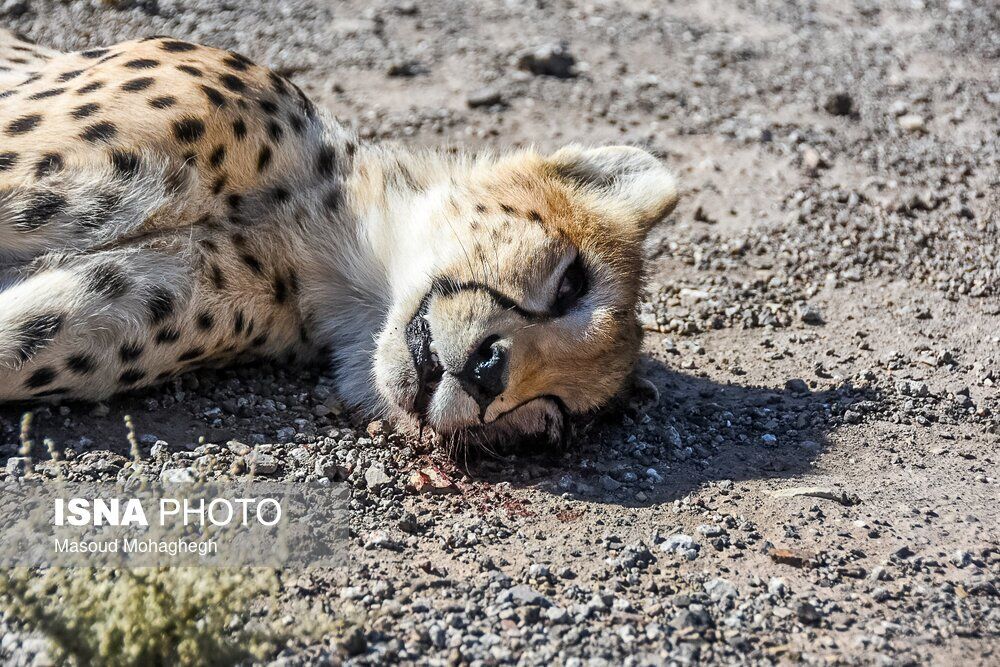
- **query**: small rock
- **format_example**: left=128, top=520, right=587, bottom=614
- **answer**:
left=407, top=466, right=458, bottom=494
left=785, top=378, right=810, bottom=394
left=160, top=467, right=195, bottom=484
left=823, top=91, right=854, bottom=116
left=951, top=549, right=972, bottom=568
left=340, top=626, right=367, bottom=656
left=660, top=534, right=700, bottom=560
left=898, top=114, right=926, bottom=133
left=796, top=601, right=823, bottom=626
left=798, top=303, right=824, bottom=325
left=250, top=453, right=278, bottom=475
left=761, top=433, right=778, bottom=446
left=276, top=427, right=296, bottom=442
left=466, top=87, right=503, bottom=109
left=364, top=464, right=392, bottom=490
left=516, top=43, right=575, bottom=78
left=5, top=457, right=29, bottom=477
left=227, top=440, right=251, bottom=456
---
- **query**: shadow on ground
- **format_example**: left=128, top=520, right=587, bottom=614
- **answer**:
left=470, top=354, right=875, bottom=507
left=0, top=354, right=877, bottom=510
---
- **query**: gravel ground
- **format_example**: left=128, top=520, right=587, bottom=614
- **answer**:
left=1, top=0, right=998, bottom=664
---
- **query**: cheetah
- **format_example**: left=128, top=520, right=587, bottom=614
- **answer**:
left=0, top=30, right=678, bottom=443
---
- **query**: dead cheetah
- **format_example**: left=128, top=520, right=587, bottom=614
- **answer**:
left=0, top=30, right=678, bottom=443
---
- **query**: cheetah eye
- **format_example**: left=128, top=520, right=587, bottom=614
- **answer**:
left=554, top=256, right=588, bottom=315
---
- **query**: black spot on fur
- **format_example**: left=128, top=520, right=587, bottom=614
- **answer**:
left=0, top=152, right=17, bottom=171
left=211, top=175, right=227, bottom=195
left=110, top=150, right=141, bottom=178
left=146, top=287, right=175, bottom=324
left=176, top=64, right=202, bottom=77
left=500, top=204, right=516, bottom=215
left=7, top=113, right=41, bottom=135
left=316, top=145, right=336, bottom=177
left=34, top=153, right=63, bottom=178
left=118, top=368, right=146, bottom=385
left=172, top=117, right=205, bottom=143
left=227, top=194, right=242, bottom=210
left=475, top=204, right=487, bottom=213
left=96, top=53, right=121, bottom=65
left=219, top=73, right=246, bottom=93
left=121, top=77, right=155, bottom=92
left=233, top=310, right=245, bottom=334
left=209, top=145, right=226, bottom=168
left=119, top=342, right=144, bottom=362
left=28, top=87, right=65, bottom=100
left=240, top=253, right=263, bottom=275
left=66, top=353, right=96, bottom=375
left=80, top=121, right=117, bottom=142
left=273, top=275, right=288, bottom=304
left=528, top=210, right=544, bottom=224
left=201, top=85, right=227, bottom=108
left=257, top=145, right=272, bottom=172
left=155, top=327, right=180, bottom=345
left=271, top=187, right=290, bottom=204
left=149, top=95, right=176, bottom=109
left=13, top=314, right=63, bottom=363
left=17, top=191, right=66, bottom=230
left=267, top=120, right=283, bottom=142
left=56, top=69, right=85, bottom=82
left=177, top=347, right=204, bottom=362
left=323, top=186, right=343, bottom=211
left=258, top=98, right=278, bottom=114
left=160, top=40, right=197, bottom=52
left=89, top=261, right=131, bottom=298
left=25, top=367, right=57, bottom=389
left=210, top=264, right=226, bottom=289
left=70, top=102, right=100, bottom=119
left=223, top=52, right=253, bottom=71
left=77, top=81, right=104, bottom=94
left=17, top=73, right=41, bottom=87
left=196, top=312, right=214, bottom=331
left=80, top=48, right=109, bottom=59
left=289, top=113, right=305, bottom=135
left=250, top=334, right=267, bottom=348
left=124, top=58, right=159, bottom=69
left=232, top=117, right=247, bottom=140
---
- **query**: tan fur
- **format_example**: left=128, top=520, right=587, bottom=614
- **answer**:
left=0, top=31, right=678, bottom=442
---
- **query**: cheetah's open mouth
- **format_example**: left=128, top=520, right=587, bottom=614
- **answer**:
left=404, top=293, right=444, bottom=418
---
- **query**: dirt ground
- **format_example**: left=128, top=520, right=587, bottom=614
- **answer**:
left=1, top=0, right=998, bottom=665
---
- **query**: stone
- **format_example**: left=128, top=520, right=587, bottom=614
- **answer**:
left=466, top=87, right=503, bottom=108
left=160, top=467, right=195, bottom=484
left=364, top=464, right=392, bottom=490
left=5, top=457, right=29, bottom=477
left=898, top=114, right=926, bottom=132
left=516, top=43, right=575, bottom=78
left=824, top=91, right=854, bottom=116
left=250, top=453, right=278, bottom=475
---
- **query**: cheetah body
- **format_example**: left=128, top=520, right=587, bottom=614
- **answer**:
left=0, top=31, right=678, bottom=441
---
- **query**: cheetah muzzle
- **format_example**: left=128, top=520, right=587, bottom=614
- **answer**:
left=0, top=31, right=679, bottom=445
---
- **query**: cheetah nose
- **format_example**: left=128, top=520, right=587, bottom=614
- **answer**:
left=457, top=334, right=508, bottom=413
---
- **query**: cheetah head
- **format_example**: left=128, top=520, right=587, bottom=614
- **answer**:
left=372, top=145, right=678, bottom=445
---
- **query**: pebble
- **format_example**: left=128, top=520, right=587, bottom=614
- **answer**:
left=660, top=534, right=700, bottom=560
left=364, top=464, right=392, bottom=490
left=5, top=457, right=29, bottom=477
left=160, top=467, right=195, bottom=484
left=516, top=43, right=575, bottom=78
left=250, top=453, right=278, bottom=475
left=823, top=91, right=854, bottom=116
left=898, top=114, right=926, bottom=132
left=466, top=87, right=503, bottom=108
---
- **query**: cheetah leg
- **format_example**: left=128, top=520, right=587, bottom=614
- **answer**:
left=0, top=248, right=193, bottom=401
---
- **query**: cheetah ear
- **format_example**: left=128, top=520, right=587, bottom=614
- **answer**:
left=547, top=145, right=679, bottom=235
